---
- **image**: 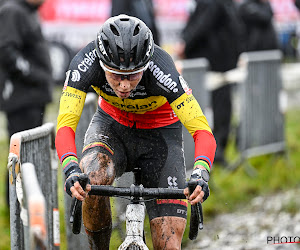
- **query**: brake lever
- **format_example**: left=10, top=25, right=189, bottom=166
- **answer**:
left=188, top=179, right=204, bottom=240
left=189, top=179, right=204, bottom=228
left=69, top=173, right=89, bottom=234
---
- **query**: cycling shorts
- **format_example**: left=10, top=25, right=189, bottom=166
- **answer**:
left=82, top=107, right=188, bottom=220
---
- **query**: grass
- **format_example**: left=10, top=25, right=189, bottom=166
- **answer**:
left=0, top=137, right=10, bottom=250
left=0, top=88, right=300, bottom=249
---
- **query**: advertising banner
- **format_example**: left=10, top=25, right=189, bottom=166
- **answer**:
left=39, top=0, right=189, bottom=51
left=39, top=0, right=300, bottom=52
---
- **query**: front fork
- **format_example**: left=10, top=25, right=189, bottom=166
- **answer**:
left=118, top=203, right=149, bottom=250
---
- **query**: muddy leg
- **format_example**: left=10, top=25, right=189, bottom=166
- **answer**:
left=80, top=151, right=115, bottom=250
left=150, top=216, right=186, bottom=250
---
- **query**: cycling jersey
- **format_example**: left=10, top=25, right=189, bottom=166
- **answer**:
left=82, top=109, right=188, bottom=219
left=56, top=42, right=216, bottom=174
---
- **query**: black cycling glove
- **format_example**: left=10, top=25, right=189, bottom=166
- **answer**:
left=64, top=162, right=82, bottom=197
left=189, top=168, right=210, bottom=202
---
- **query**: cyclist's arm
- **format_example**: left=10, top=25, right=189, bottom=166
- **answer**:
left=170, top=92, right=215, bottom=204
left=55, top=86, right=87, bottom=175
left=55, top=42, right=99, bottom=179
left=149, top=46, right=216, bottom=171
left=170, top=92, right=216, bottom=173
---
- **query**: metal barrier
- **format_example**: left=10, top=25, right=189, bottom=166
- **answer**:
left=21, top=162, right=48, bottom=249
left=63, top=92, right=97, bottom=249
left=176, top=58, right=211, bottom=171
left=8, top=123, right=59, bottom=250
left=231, top=50, right=286, bottom=170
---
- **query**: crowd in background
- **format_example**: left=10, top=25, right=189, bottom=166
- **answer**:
left=0, top=0, right=53, bottom=205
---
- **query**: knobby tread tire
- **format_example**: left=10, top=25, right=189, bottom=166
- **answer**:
left=127, top=244, right=141, bottom=250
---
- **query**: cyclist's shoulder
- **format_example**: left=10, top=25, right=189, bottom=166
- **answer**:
left=147, top=44, right=179, bottom=78
left=151, top=44, right=174, bottom=63
left=66, top=41, right=102, bottom=89
left=69, top=41, right=99, bottom=70
left=143, top=45, right=186, bottom=98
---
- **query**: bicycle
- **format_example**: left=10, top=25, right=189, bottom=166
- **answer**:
left=70, top=170, right=204, bottom=250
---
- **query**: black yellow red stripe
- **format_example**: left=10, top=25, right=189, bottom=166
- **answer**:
left=82, top=142, right=114, bottom=155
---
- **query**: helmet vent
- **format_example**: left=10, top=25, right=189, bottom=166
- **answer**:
left=141, top=40, right=148, bottom=59
left=110, top=24, right=120, bottom=36
left=133, top=25, right=140, bottom=36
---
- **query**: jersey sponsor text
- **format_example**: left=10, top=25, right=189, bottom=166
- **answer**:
left=148, top=61, right=178, bottom=93
left=77, top=49, right=98, bottom=72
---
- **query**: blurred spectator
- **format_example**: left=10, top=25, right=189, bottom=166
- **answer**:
left=111, top=0, right=160, bottom=45
left=48, top=40, right=77, bottom=86
left=0, top=0, right=53, bottom=205
left=238, top=0, right=279, bottom=52
left=176, top=0, right=244, bottom=166
left=296, top=0, right=300, bottom=10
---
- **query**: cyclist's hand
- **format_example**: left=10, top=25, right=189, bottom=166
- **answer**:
left=64, top=165, right=91, bottom=200
left=184, top=168, right=210, bottom=205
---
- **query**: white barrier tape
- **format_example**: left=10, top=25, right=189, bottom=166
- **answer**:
left=16, top=172, right=28, bottom=227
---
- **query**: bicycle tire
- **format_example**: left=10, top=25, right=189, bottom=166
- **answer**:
left=127, top=243, right=141, bottom=250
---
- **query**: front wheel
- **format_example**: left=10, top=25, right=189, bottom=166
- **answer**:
left=127, top=243, right=141, bottom=250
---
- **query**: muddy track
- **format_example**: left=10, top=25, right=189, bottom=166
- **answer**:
left=185, top=189, right=300, bottom=250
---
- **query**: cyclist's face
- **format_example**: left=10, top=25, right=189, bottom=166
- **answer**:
left=103, top=65, right=144, bottom=99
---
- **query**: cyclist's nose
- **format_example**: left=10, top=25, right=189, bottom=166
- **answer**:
left=119, top=80, right=131, bottom=90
